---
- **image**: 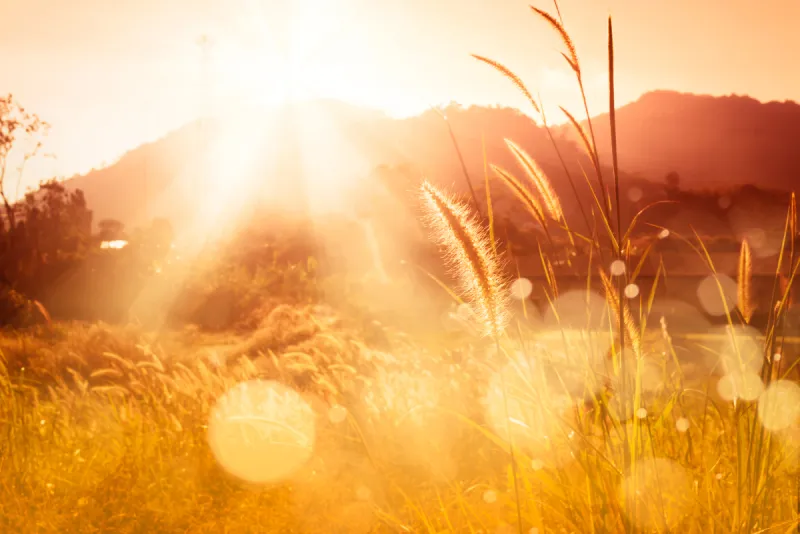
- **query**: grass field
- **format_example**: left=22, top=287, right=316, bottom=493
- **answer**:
left=0, top=287, right=798, bottom=533
left=2, top=5, right=800, bottom=534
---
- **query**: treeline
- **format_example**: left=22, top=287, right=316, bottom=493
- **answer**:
left=0, top=191, right=323, bottom=330
left=0, top=179, right=176, bottom=326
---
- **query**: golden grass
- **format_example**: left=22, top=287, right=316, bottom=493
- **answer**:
left=470, top=55, right=541, bottom=115
left=504, top=139, right=563, bottom=222
left=530, top=6, right=579, bottom=73
left=599, top=268, right=641, bottom=357
left=420, top=180, right=509, bottom=338
left=490, top=164, right=546, bottom=225
left=0, top=4, right=798, bottom=534
left=1, top=269, right=799, bottom=533
left=738, top=238, right=754, bottom=324
left=450, top=4, right=799, bottom=533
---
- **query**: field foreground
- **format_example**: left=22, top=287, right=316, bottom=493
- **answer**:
left=1, top=284, right=798, bottom=533
left=3, top=1, right=800, bottom=531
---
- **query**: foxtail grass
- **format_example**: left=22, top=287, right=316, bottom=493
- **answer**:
left=599, top=269, right=641, bottom=357
left=504, top=139, right=563, bottom=222
left=420, top=180, right=529, bottom=532
left=738, top=238, right=754, bottom=324
left=531, top=4, right=610, bottom=221
left=490, top=164, right=546, bottom=229
left=419, top=180, right=509, bottom=338
left=426, top=2, right=800, bottom=533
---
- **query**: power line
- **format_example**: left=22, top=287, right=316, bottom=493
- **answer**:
left=197, top=34, right=214, bottom=129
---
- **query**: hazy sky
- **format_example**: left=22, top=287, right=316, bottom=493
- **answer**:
left=1, top=0, right=798, bottom=192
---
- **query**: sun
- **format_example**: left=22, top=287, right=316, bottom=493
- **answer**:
left=179, top=100, right=376, bottom=250
left=201, top=0, right=344, bottom=111
left=208, top=46, right=298, bottom=109
left=196, top=0, right=423, bottom=117
left=169, top=0, right=390, bottom=250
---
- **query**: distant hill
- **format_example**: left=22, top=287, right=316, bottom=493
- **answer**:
left=567, top=90, right=800, bottom=190
left=63, top=121, right=204, bottom=232
left=54, top=92, right=797, bottom=247
left=58, top=100, right=645, bottom=234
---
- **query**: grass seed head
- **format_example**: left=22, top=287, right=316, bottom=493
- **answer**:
left=505, top=139, right=563, bottom=221
left=420, top=181, right=509, bottom=337
left=738, top=238, right=754, bottom=324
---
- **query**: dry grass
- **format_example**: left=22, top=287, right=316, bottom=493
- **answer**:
left=1, top=4, right=798, bottom=534
left=504, top=139, right=563, bottom=223
left=1, top=294, right=797, bottom=532
left=420, top=181, right=509, bottom=338
left=739, top=238, right=754, bottom=324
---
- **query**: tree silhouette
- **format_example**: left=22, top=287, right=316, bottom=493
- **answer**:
left=0, top=94, right=48, bottom=229
left=11, top=181, right=92, bottom=290
left=665, top=171, right=680, bottom=199
left=97, top=219, right=126, bottom=242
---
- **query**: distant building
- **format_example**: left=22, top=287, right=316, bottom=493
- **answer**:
left=100, top=240, right=128, bottom=250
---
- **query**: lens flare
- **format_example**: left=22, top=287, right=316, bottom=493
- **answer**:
left=510, top=277, right=534, bottom=300
left=624, top=283, right=640, bottom=299
left=676, top=417, right=690, bottom=433
left=328, top=404, right=348, bottom=424
left=697, top=274, right=738, bottom=317
left=717, top=371, right=764, bottom=402
left=543, top=290, right=608, bottom=330
left=610, top=260, right=626, bottom=276
left=627, top=187, right=643, bottom=202
left=484, top=340, right=602, bottom=468
left=758, top=380, right=800, bottom=432
left=208, top=380, right=316, bottom=484
left=706, top=325, right=764, bottom=377
left=362, top=366, right=463, bottom=472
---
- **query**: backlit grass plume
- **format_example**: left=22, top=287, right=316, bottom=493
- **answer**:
left=504, top=139, right=563, bottom=221
left=420, top=181, right=509, bottom=337
left=490, top=164, right=545, bottom=226
left=471, top=55, right=541, bottom=114
left=530, top=6, right=578, bottom=73
left=738, top=238, right=754, bottom=324
left=599, top=269, right=640, bottom=355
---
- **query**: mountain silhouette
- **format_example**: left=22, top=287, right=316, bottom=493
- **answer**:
left=56, top=91, right=796, bottom=241
left=60, top=100, right=597, bottom=234
left=568, top=90, right=800, bottom=190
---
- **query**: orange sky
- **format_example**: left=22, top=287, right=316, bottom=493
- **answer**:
left=1, top=0, right=798, bottom=195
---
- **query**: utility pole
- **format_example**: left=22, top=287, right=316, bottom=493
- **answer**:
left=196, top=34, right=214, bottom=196
left=197, top=34, right=214, bottom=139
